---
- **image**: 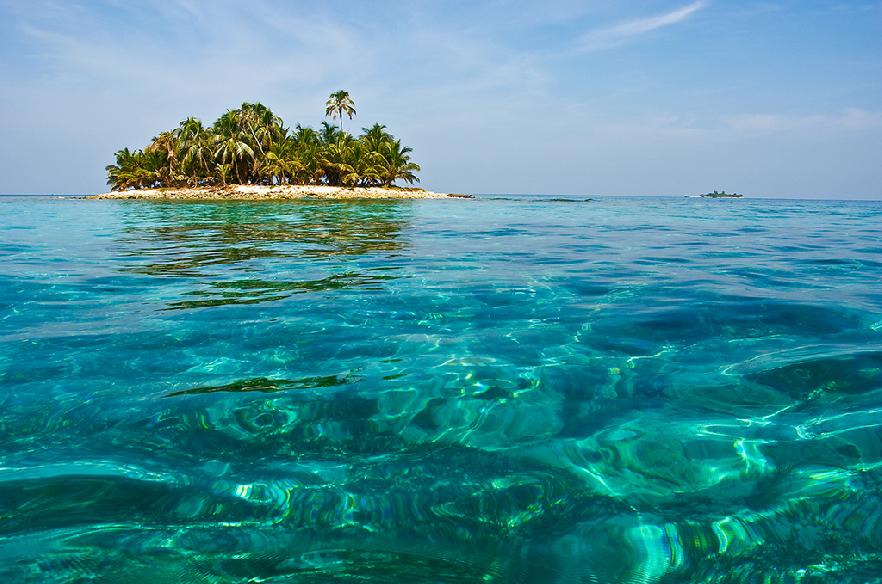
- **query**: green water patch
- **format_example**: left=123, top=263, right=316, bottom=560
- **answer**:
left=166, top=375, right=353, bottom=397
left=744, top=350, right=882, bottom=400
left=164, top=271, right=398, bottom=309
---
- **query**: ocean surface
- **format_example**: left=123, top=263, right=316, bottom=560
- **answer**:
left=1, top=194, right=882, bottom=583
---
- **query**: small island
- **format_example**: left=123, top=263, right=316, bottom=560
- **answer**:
left=700, top=190, right=743, bottom=198
left=91, top=92, right=467, bottom=200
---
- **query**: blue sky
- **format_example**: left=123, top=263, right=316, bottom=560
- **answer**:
left=1, top=0, right=880, bottom=197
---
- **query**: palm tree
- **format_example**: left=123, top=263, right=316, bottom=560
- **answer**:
left=176, top=118, right=213, bottom=186
left=290, top=125, right=324, bottom=184
left=379, top=139, right=421, bottom=186
left=214, top=136, right=254, bottom=185
left=318, top=121, right=343, bottom=145
left=259, top=141, right=303, bottom=185
left=320, top=135, right=361, bottom=186
left=351, top=143, right=385, bottom=186
left=106, top=147, right=139, bottom=190
left=291, top=125, right=320, bottom=146
left=105, top=99, right=421, bottom=189
left=213, top=113, right=255, bottom=184
left=260, top=152, right=286, bottom=184
left=146, top=131, right=181, bottom=186
left=238, top=102, right=285, bottom=179
left=361, top=123, right=392, bottom=151
left=325, top=90, right=356, bottom=133
left=216, top=163, right=232, bottom=186
left=106, top=147, right=167, bottom=190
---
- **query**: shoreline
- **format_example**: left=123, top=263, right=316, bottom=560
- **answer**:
left=88, top=185, right=470, bottom=201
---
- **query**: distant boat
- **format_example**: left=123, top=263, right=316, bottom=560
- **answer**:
left=700, top=190, right=743, bottom=198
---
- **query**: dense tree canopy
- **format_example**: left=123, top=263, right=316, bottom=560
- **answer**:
left=106, top=97, right=420, bottom=191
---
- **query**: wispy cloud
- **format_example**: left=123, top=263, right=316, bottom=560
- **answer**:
left=726, top=108, right=882, bottom=133
left=575, top=1, right=707, bottom=52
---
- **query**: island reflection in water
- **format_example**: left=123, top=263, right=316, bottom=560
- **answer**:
left=116, top=200, right=411, bottom=309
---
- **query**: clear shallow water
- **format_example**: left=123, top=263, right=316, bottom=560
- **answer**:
left=1, top=194, right=882, bottom=583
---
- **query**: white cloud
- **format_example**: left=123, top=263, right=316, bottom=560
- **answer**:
left=575, top=1, right=706, bottom=52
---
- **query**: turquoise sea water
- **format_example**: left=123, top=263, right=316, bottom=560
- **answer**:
left=1, top=194, right=882, bottom=583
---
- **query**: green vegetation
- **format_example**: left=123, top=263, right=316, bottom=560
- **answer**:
left=106, top=92, right=421, bottom=191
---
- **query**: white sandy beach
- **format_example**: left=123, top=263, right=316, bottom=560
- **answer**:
left=89, top=184, right=468, bottom=200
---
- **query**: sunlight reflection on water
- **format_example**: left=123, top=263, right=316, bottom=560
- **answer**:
left=1, top=195, right=882, bottom=582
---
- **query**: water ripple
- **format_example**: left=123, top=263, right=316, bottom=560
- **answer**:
left=1, top=196, right=882, bottom=581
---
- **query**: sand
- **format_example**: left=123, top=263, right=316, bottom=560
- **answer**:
left=88, top=184, right=470, bottom=200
